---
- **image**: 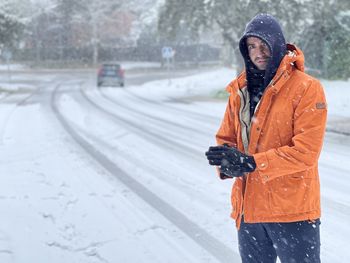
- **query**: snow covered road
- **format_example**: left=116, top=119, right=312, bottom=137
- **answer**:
left=0, top=68, right=349, bottom=262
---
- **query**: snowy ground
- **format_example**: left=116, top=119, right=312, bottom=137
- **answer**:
left=0, top=66, right=349, bottom=262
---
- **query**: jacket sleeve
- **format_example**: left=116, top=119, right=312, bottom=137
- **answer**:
left=253, top=79, right=327, bottom=182
left=216, top=94, right=238, bottom=148
left=215, top=94, right=239, bottom=179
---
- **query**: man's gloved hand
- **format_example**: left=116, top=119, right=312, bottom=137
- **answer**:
left=205, top=145, right=256, bottom=178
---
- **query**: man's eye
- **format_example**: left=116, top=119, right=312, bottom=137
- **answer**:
left=262, top=42, right=268, bottom=48
left=248, top=45, right=254, bottom=50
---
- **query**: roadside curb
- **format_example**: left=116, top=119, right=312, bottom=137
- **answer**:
left=326, top=116, right=350, bottom=136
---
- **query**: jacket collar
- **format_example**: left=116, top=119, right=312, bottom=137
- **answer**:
left=226, top=44, right=305, bottom=95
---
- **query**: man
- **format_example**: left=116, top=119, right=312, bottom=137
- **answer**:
left=205, top=14, right=327, bottom=263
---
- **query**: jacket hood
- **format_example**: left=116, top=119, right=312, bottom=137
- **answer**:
left=239, top=14, right=287, bottom=88
left=286, top=44, right=304, bottom=72
left=227, top=44, right=305, bottom=93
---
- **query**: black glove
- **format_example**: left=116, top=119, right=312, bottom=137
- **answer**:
left=205, top=145, right=256, bottom=177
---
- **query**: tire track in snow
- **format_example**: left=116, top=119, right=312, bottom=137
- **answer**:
left=97, top=88, right=211, bottom=136
left=109, top=87, right=219, bottom=124
left=82, top=88, right=212, bottom=153
left=78, top=88, right=204, bottom=161
left=52, top=85, right=240, bottom=263
left=0, top=90, right=39, bottom=144
left=64, top=87, right=228, bottom=220
left=326, top=127, right=350, bottom=137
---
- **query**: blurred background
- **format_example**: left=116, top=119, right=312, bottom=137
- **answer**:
left=1, top=2, right=350, bottom=262
left=0, top=0, right=349, bottom=79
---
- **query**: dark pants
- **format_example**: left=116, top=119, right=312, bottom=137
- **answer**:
left=238, top=217, right=321, bottom=263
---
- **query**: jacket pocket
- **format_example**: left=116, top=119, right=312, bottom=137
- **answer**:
left=268, top=171, right=315, bottom=215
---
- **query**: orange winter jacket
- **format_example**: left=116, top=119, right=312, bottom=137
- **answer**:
left=216, top=44, right=327, bottom=229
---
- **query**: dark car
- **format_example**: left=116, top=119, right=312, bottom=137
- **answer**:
left=97, top=63, right=125, bottom=87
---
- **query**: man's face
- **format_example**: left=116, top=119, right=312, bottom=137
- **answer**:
left=246, top=37, right=271, bottom=70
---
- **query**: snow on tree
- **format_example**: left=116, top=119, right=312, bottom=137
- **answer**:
left=158, top=0, right=350, bottom=78
left=159, top=0, right=312, bottom=68
left=302, top=0, right=350, bottom=79
left=0, top=0, right=24, bottom=50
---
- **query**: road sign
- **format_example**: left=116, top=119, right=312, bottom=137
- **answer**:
left=162, top=46, right=174, bottom=59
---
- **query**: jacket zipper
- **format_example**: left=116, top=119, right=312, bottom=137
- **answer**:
left=258, top=71, right=285, bottom=107
left=248, top=71, right=285, bottom=133
left=238, top=88, right=249, bottom=216
left=240, top=71, right=285, bottom=219
left=238, top=88, right=250, bottom=152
